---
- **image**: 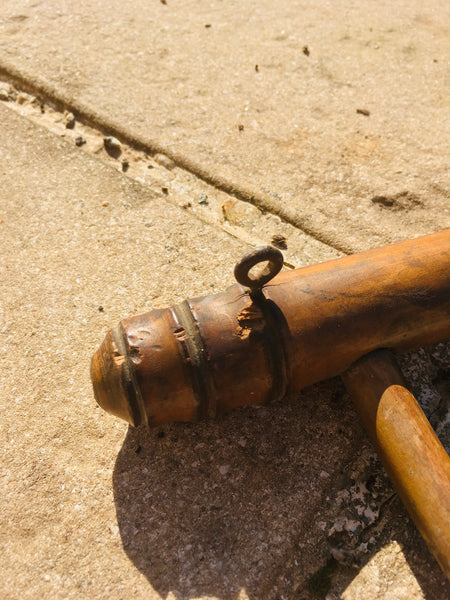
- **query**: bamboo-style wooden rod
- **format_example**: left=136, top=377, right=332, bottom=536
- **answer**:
left=91, top=229, right=450, bottom=427
left=342, top=350, right=450, bottom=578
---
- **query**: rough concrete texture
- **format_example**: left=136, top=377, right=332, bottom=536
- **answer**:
left=0, top=99, right=449, bottom=600
left=0, top=103, right=352, bottom=599
left=0, top=81, right=344, bottom=270
left=0, top=0, right=449, bottom=252
left=0, top=1, right=449, bottom=599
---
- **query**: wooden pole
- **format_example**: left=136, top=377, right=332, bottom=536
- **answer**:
left=91, top=229, right=450, bottom=426
left=342, top=350, right=450, bottom=578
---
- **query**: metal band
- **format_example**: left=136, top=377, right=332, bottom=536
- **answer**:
left=171, top=300, right=218, bottom=420
left=233, top=246, right=288, bottom=402
left=112, top=323, right=148, bottom=427
left=255, top=292, right=289, bottom=403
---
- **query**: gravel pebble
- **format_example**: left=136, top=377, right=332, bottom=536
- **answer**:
left=0, top=83, right=15, bottom=101
left=16, top=93, right=28, bottom=105
left=64, top=112, right=76, bottom=129
left=104, top=136, right=121, bottom=151
left=271, top=234, right=288, bottom=249
left=153, top=153, right=176, bottom=170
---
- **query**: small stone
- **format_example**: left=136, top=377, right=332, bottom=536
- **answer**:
left=161, top=187, right=169, bottom=195
left=121, top=159, right=129, bottom=172
left=30, top=97, right=45, bottom=112
left=356, top=108, right=371, bottom=116
left=153, top=153, right=175, bottom=170
left=104, top=136, right=121, bottom=151
left=271, top=234, right=288, bottom=250
left=97, top=306, right=104, bottom=312
left=221, top=199, right=261, bottom=226
left=302, top=45, right=310, bottom=56
left=102, top=201, right=109, bottom=207
left=64, top=112, right=76, bottom=129
left=16, top=93, right=28, bottom=105
left=75, top=136, right=86, bottom=147
left=198, top=193, right=209, bottom=205
left=0, top=82, right=16, bottom=101
left=238, top=124, right=244, bottom=132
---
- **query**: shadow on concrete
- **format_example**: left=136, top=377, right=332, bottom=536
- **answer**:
left=113, top=381, right=449, bottom=599
left=113, top=380, right=357, bottom=599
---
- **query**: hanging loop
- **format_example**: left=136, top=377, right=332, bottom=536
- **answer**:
left=234, top=246, right=284, bottom=295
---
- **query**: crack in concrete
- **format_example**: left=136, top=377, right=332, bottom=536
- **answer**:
left=0, top=59, right=350, bottom=260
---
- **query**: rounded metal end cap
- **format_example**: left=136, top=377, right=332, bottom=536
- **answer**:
left=90, top=329, right=140, bottom=426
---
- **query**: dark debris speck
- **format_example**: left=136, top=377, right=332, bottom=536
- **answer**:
left=271, top=234, right=288, bottom=250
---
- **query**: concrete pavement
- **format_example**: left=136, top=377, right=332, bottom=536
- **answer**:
left=1, top=86, right=449, bottom=600
left=0, top=0, right=448, bottom=252
left=0, top=1, right=449, bottom=598
left=0, top=101, right=355, bottom=600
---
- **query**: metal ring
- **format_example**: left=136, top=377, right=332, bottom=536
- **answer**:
left=234, top=246, right=284, bottom=292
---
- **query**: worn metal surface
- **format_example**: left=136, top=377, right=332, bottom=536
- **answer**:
left=342, top=349, right=450, bottom=578
left=91, top=229, right=450, bottom=426
left=233, top=245, right=284, bottom=295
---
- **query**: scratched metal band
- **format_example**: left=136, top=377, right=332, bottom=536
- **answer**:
left=112, top=323, right=148, bottom=427
left=233, top=246, right=287, bottom=404
left=255, top=291, right=289, bottom=404
left=171, top=300, right=218, bottom=420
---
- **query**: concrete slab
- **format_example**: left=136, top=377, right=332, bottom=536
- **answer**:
left=1, top=0, right=449, bottom=595
left=1, top=102, right=449, bottom=599
left=0, top=102, right=341, bottom=599
left=0, top=80, right=344, bottom=270
left=0, top=0, right=448, bottom=252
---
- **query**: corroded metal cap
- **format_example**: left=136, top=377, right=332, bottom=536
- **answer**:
left=91, top=328, right=146, bottom=426
left=91, top=306, right=207, bottom=427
